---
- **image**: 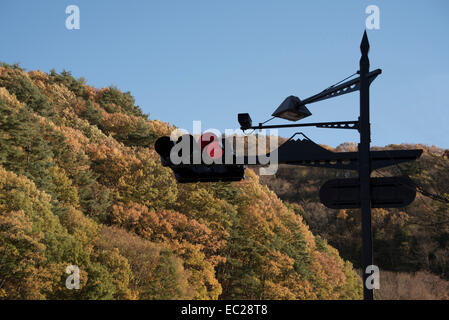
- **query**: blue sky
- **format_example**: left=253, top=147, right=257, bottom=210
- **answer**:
left=1, top=1, right=448, bottom=148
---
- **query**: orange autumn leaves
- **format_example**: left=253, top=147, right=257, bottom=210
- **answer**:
left=0, top=64, right=362, bottom=300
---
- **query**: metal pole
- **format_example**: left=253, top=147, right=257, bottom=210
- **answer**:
left=359, top=31, right=374, bottom=300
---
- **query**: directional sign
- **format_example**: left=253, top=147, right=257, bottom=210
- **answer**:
left=254, top=135, right=423, bottom=171
left=319, top=176, right=416, bottom=209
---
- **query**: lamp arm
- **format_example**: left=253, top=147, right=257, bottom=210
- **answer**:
left=301, top=69, right=381, bottom=105
left=242, top=120, right=359, bottom=131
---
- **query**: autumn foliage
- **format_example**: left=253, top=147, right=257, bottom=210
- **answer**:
left=0, top=64, right=362, bottom=300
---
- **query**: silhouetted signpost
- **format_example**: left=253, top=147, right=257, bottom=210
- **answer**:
left=155, top=32, right=422, bottom=300
left=319, top=176, right=417, bottom=209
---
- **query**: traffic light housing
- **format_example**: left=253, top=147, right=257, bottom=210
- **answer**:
left=154, top=135, right=245, bottom=183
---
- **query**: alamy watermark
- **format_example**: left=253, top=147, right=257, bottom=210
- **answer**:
left=65, top=265, right=80, bottom=290
left=169, top=121, right=279, bottom=175
left=365, top=5, right=380, bottom=30
left=65, top=5, right=80, bottom=30
left=365, top=265, right=380, bottom=290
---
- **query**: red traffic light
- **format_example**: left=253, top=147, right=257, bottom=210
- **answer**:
left=200, top=132, right=223, bottom=160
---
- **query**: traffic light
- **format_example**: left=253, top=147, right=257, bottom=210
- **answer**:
left=154, top=134, right=245, bottom=183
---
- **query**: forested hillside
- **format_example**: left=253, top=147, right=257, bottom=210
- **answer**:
left=0, top=64, right=362, bottom=300
left=258, top=142, right=449, bottom=299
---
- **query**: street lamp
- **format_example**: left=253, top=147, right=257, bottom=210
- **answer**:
left=238, top=31, right=377, bottom=300
left=271, top=96, right=312, bottom=121
left=233, top=31, right=421, bottom=300
left=155, top=31, right=423, bottom=300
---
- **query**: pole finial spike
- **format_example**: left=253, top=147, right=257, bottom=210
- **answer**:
left=360, top=30, right=370, bottom=56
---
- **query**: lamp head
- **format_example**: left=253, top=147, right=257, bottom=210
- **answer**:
left=238, top=113, right=253, bottom=130
left=271, top=95, right=312, bottom=121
